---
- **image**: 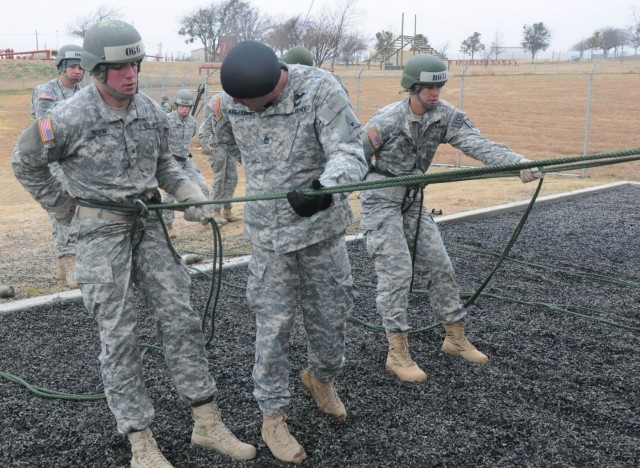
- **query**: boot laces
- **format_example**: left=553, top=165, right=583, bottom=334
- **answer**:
left=392, top=341, right=417, bottom=367
left=272, top=418, right=294, bottom=447
left=135, top=434, right=170, bottom=466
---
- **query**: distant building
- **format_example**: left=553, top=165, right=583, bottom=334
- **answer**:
left=191, top=36, right=238, bottom=62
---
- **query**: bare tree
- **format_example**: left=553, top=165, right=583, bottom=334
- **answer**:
left=232, top=6, right=273, bottom=42
left=66, top=5, right=123, bottom=39
left=590, top=27, right=626, bottom=57
left=436, top=41, right=450, bottom=57
left=570, top=39, right=590, bottom=60
left=460, top=32, right=485, bottom=59
left=266, top=16, right=306, bottom=54
left=339, top=32, right=369, bottom=67
left=178, top=0, right=251, bottom=62
left=303, top=16, right=337, bottom=67
left=522, top=22, right=551, bottom=61
left=628, top=8, right=640, bottom=55
left=326, top=0, right=360, bottom=67
left=490, top=30, right=505, bottom=60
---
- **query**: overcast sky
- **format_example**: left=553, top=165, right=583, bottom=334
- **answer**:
left=1, top=0, right=638, bottom=59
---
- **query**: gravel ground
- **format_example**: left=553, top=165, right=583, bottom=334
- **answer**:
left=1, top=185, right=639, bottom=467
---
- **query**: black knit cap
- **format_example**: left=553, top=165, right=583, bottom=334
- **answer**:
left=220, top=41, right=281, bottom=99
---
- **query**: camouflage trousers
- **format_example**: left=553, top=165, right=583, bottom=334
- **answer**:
left=247, top=235, right=354, bottom=417
left=208, top=150, right=238, bottom=212
left=74, top=214, right=216, bottom=434
left=360, top=179, right=466, bottom=336
left=161, top=158, right=210, bottom=224
left=47, top=162, right=75, bottom=257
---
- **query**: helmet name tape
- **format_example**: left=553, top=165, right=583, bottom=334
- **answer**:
left=419, top=70, right=448, bottom=82
left=103, top=40, right=145, bottom=62
left=63, top=51, right=82, bottom=60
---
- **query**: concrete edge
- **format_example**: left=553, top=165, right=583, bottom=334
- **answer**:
left=2, top=181, right=637, bottom=314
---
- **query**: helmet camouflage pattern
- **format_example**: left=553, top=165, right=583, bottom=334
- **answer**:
left=55, top=44, right=83, bottom=72
left=174, top=89, right=194, bottom=106
left=81, top=20, right=145, bottom=73
left=282, top=46, right=314, bottom=66
left=401, top=54, right=448, bottom=92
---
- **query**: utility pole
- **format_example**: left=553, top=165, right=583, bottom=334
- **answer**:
left=36, top=29, right=39, bottom=50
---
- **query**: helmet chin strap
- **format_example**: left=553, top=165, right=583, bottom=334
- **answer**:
left=414, top=91, right=435, bottom=111
left=103, top=81, right=138, bottom=102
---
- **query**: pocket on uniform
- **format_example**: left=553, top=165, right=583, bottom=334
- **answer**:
left=74, top=257, right=114, bottom=284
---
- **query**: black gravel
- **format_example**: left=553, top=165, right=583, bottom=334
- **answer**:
left=1, top=184, right=639, bottom=468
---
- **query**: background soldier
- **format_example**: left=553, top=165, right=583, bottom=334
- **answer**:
left=214, top=41, right=368, bottom=463
left=160, top=94, right=171, bottom=113
left=360, top=54, right=543, bottom=382
left=161, top=89, right=219, bottom=236
left=12, top=20, right=255, bottom=467
left=198, top=94, right=239, bottom=223
left=282, top=46, right=314, bottom=66
left=29, top=43, right=85, bottom=289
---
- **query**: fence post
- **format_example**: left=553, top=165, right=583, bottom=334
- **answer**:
left=581, top=65, right=596, bottom=178
left=355, top=65, right=366, bottom=117
left=455, top=65, right=469, bottom=168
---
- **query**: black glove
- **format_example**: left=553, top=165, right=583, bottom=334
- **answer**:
left=287, top=180, right=333, bottom=217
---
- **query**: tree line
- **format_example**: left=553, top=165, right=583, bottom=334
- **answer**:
left=66, top=1, right=640, bottom=65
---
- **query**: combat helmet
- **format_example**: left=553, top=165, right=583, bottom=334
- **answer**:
left=283, top=46, right=314, bottom=66
left=161, top=95, right=169, bottom=103
left=220, top=41, right=281, bottom=99
left=174, top=89, right=195, bottom=106
left=81, top=20, right=146, bottom=76
left=401, top=54, right=448, bottom=93
left=55, top=44, right=83, bottom=72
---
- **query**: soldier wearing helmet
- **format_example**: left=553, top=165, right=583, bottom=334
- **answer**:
left=28, top=43, right=85, bottom=289
left=360, top=54, right=543, bottom=382
left=13, top=20, right=255, bottom=466
left=161, top=89, right=220, bottom=235
left=282, top=45, right=314, bottom=66
left=160, top=94, right=172, bottom=113
left=213, top=40, right=367, bottom=463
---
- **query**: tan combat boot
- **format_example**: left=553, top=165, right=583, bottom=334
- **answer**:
left=128, top=428, right=173, bottom=468
left=222, top=208, right=241, bottom=222
left=190, top=402, right=256, bottom=460
left=300, top=367, right=346, bottom=420
left=441, top=321, right=488, bottom=363
left=386, top=333, right=427, bottom=382
left=262, top=414, right=307, bottom=464
left=63, top=255, right=78, bottom=289
left=55, top=257, right=66, bottom=281
left=166, top=223, right=177, bottom=239
left=211, top=210, right=228, bottom=226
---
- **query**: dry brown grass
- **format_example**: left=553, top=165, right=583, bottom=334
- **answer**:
left=0, top=59, right=636, bottom=300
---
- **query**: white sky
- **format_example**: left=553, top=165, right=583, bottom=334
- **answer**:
left=1, top=0, right=638, bottom=59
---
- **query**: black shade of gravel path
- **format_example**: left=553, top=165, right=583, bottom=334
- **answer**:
left=1, top=185, right=639, bottom=468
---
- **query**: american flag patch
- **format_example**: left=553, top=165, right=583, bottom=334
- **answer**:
left=213, top=97, right=223, bottom=122
left=38, top=118, right=55, bottom=142
left=38, top=92, right=54, bottom=100
left=367, top=128, right=383, bottom=148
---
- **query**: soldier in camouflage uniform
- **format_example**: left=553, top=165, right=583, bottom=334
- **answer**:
left=30, top=44, right=84, bottom=289
left=160, top=95, right=172, bottom=113
left=214, top=41, right=368, bottom=464
left=160, top=88, right=218, bottom=237
left=361, top=54, right=543, bottom=382
left=12, top=20, right=255, bottom=468
left=198, top=94, right=238, bottom=224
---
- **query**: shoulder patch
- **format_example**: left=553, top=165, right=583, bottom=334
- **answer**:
left=465, top=118, right=476, bottom=129
left=367, top=127, right=383, bottom=148
left=452, top=113, right=465, bottom=129
left=37, top=92, right=55, bottom=101
left=213, top=97, right=223, bottom=122
left=38, top=118, right=55, bottom=142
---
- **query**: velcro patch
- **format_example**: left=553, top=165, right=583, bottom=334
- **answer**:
left=38, top=118, right=55, bottom=142
left=213, top=97, right=223, bottom=122
left=452, top=113, right=465, bottom=129
left=38, top=92, right=54, bottom=101
left=367, top=128, right=383, bottom=148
